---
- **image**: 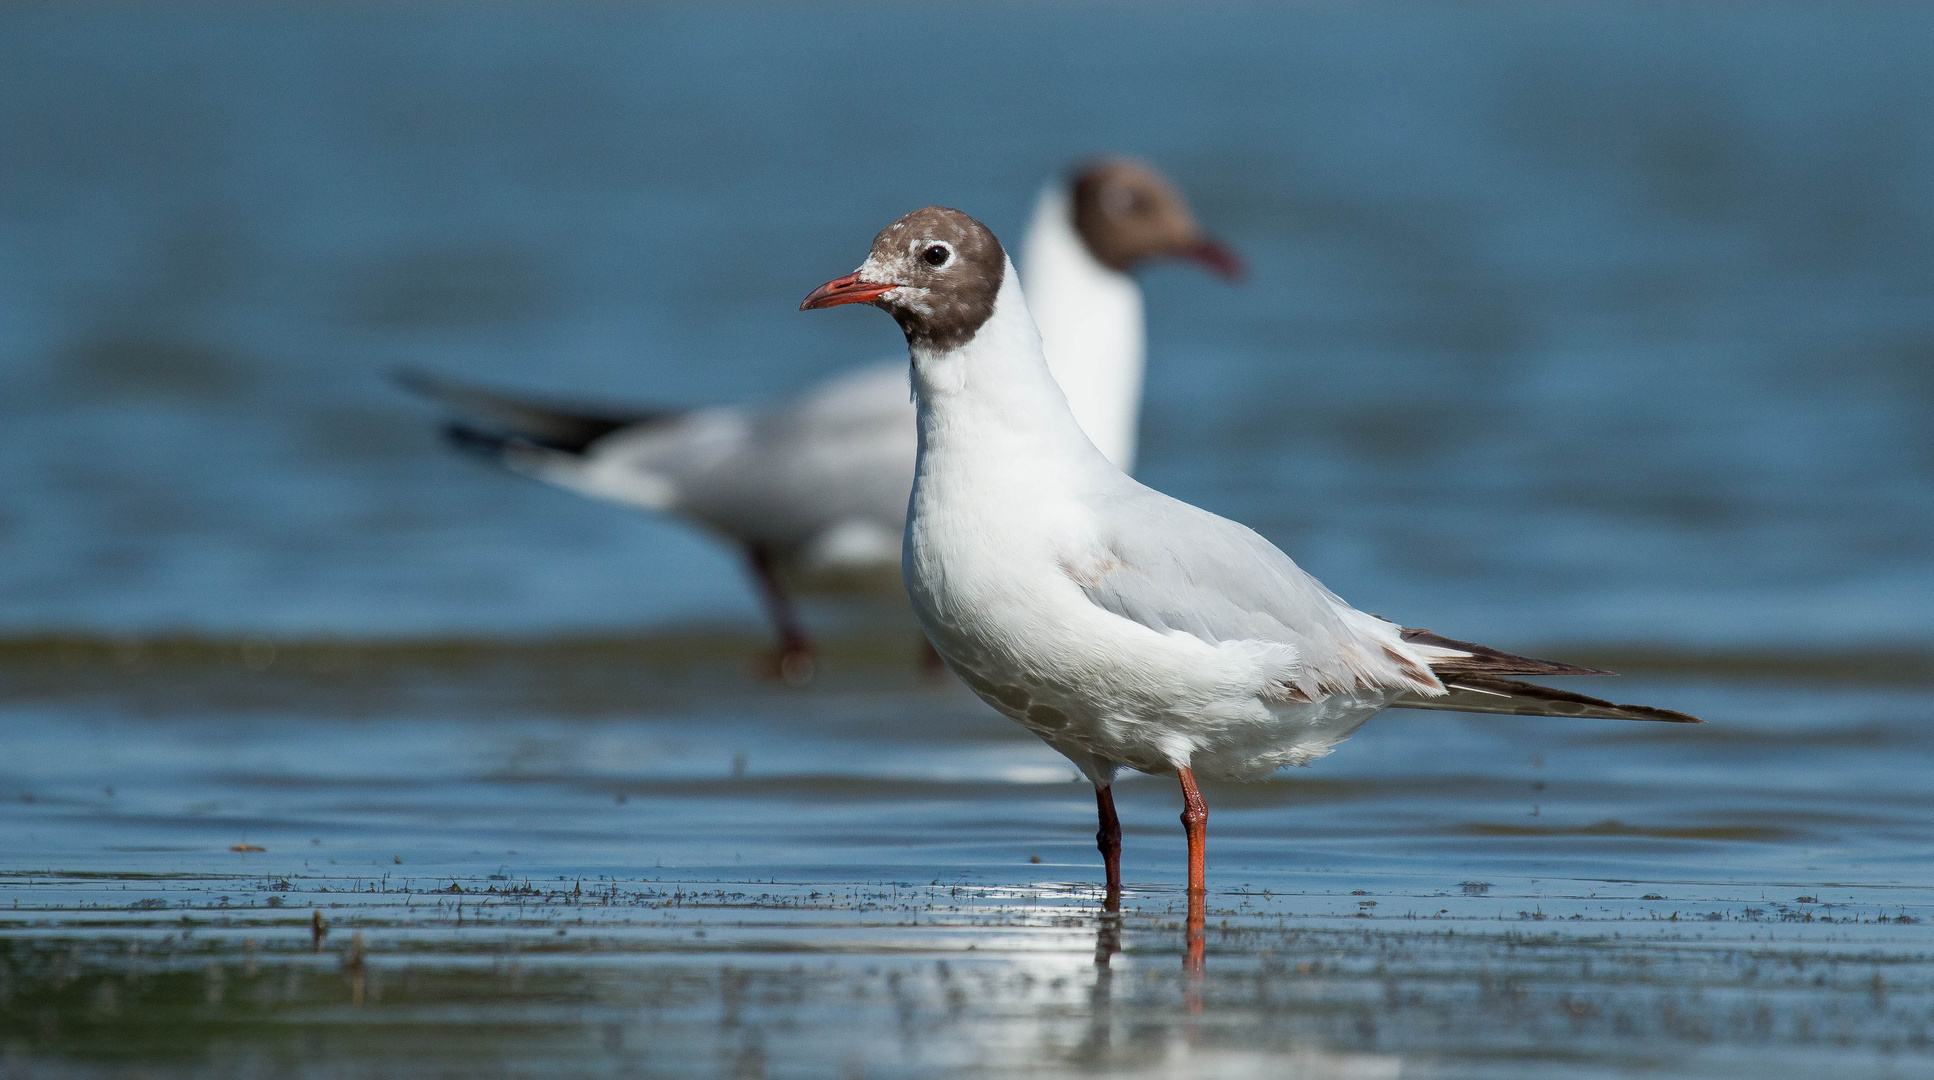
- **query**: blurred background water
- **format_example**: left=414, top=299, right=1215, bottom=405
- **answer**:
left=4, top=4, right=1934, bottom=1078
left=3, top=1, right=1931, bottom=647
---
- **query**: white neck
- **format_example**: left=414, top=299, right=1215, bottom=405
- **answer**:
left=910, top=257, right=1109, bottom=483
left=1017, top=183, right=1146, bottom=474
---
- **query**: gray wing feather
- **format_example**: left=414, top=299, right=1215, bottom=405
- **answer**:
left=1076, top=489, right=1436, bottom=698
left=1074, top=487, right=1698, bottom=719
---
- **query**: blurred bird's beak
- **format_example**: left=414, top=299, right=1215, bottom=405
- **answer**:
left=800, top=272, right=904, bottom=310
left=1173, top=237, right=1246, bottom=281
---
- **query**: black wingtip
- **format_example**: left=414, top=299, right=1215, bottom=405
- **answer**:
left=392, top=368, right=665, bottom=455
left=441, top=421, right=513, bottom=460
left=1402, top=627, right=1618, bottom=678
left=1443, top=675, right=1702, bottom=723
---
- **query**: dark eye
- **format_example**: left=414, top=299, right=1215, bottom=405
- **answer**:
left=922, top=244, right=951, bottom=267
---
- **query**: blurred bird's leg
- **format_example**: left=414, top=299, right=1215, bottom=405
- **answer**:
left=1177, top=767, right=1207, bottom=973
left=1096, top=785, right=1123, bottom=912
left=745, top=546, right=815, bottom=685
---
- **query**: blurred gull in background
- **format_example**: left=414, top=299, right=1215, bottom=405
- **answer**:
left=402, top=160, right=1239, bottom=679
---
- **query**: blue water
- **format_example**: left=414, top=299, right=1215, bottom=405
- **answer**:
left=4, top=5, right=1934, bottom=1077
left=2, top=2, right=1931, bottom=646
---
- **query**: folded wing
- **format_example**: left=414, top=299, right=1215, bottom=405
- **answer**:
left=1073, top=491, right=1447, bottom=701
left=1076, top=488, right=1700, bottom=723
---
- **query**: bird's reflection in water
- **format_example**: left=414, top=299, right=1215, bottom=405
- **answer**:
left=1185, top=891, right=1206, bottom=971
left=1089, top=891, right=1208, bottom=1017
left=1094, top=908, right=1122, bottom=968
left=1086, top=908, right=1122, bottom=1056
left=1185, top=891, right=1207, bottom=1013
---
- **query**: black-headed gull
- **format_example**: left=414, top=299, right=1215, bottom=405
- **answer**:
left=799, top=206, right=1698, bottom=960
left=401, top=160, right=1239, bottom=680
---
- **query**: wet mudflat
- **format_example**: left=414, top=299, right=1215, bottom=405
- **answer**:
left=3, top=637, right=1932, bottom=1078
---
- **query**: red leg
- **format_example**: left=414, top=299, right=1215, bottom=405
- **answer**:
left=1177, top=767, right=1207, bottom=895
left=1095, top=786, right=1123, bottom=912
left=1178, top=767, right=1207, bottom=973
left=745, top=546, right=814, bottom=684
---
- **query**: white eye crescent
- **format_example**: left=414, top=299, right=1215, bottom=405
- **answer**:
left=919, top=242, right=953, bottom=268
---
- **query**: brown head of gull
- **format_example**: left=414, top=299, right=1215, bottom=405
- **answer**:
left=800, top=206, right=1009, bottom=353
left=1068, top=158, right=1244, bottom=279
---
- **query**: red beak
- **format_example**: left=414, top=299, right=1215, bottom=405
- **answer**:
left=800, top=272, right=904, bottom=311
left=1174, top=237, right=1246, bottom=282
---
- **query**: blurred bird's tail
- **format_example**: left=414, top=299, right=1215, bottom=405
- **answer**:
left=395, top=368, right=678, bottom=455
left=395, top=368, right=689, bottom=510
left=440, top=420, right=523, bottom=462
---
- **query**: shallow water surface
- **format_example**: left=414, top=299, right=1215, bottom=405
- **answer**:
left=4, top=638, right=1933, bottom=1078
